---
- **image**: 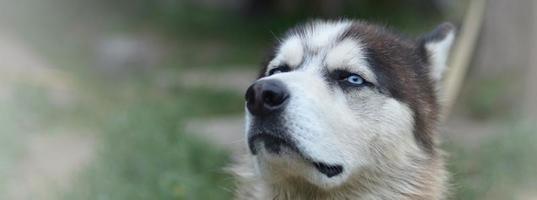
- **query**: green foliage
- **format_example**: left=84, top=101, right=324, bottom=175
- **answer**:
left=447, top=124, right=537, bottom=199
left=178, top=87, right=244, bottom=117
left=63, top=85, right=241, bottom=199
left=0, top=95, right=28, bottom=193
left=462, top=77, right=512, bottom=120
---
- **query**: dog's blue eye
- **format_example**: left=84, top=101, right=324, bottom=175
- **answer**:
left=345, top=74, right=364, bottom=85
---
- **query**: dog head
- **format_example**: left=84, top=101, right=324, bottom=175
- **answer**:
left=244, top=20, right=455, bottom=189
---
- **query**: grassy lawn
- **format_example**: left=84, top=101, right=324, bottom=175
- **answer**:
left=0, top=93, right=28, bottom=194
left=0, top=70, right=242, bottom=199
left=56, top=73, right=243, bottom=199
left=446, top=123, right=537, bottom=200
left=62, top=99, right=236, bottom=199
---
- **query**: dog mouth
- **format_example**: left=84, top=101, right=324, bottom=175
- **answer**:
left=312, top=162, right=344, bottom=178
left=248, top=132, right=344, bottom=178
left=248, top=132, right=299, bottom=155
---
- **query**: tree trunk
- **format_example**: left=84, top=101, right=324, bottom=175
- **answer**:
left=473, top=0, right=532, bottom=77
left=524, top=0, right=537, bottom=120
left=471, top=0, right=536, bottom=120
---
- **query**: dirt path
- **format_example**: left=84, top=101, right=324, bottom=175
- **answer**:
left=185, top=116, right=247, bottom=154
left=5, top=134, right=96, bottom=200
left=180, top=69, right=255, bottom=155
left=0, top=31, right=96, bottom=200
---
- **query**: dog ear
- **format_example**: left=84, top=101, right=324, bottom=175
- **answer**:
left=419, top=23, right=456, bottom=84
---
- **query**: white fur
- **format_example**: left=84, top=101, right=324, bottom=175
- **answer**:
left=326, top=39, right=377, bottom=84
left=248, top=69, right=419, bottom=189
left=305, top=21, right=351, bottom=50
left=238, top=21, right=448, bottom=200
left=267, top=21, right=352, bottom=74
left=246, top=21, right=420, bottom=188
left=268, top=36, right=304, bottom=72
left=425, top=31, right=455, bottom=82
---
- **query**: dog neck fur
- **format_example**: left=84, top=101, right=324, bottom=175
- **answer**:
left=232, top=147, right=447, bottom=200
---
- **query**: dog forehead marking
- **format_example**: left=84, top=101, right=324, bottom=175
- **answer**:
left=268, top=21, right=358, bottom=73
left=304, top=21, right=352, bottom=50
left=326, top=38, right=377, bottom=83
left=270, top=36, right=304, bottom=68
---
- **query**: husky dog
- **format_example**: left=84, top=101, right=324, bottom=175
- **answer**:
left=233, top=20, right=455, bottom=200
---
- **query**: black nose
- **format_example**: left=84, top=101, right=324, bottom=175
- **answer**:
left=245, top=79, right=289, bottom=116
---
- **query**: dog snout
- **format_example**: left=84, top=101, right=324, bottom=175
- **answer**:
left=245, top=79, right=289, bottom=116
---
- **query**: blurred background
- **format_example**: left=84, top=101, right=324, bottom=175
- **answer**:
left=0, top=0, right=535, bottom=199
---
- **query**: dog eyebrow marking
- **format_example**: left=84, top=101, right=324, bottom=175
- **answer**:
left=325, top=39, right=377, bottom=84
left=267, top=36, right=304, bottom=74
left=266, top=21, right=352, bottom=75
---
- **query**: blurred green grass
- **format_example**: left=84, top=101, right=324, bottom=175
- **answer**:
left=1, top=75, right=243, bottom=199
left=62, top=96, right=237, bottom=199
left=0, top=94, right=28, bottom=193
left=446, top=123, right=537, bottom=199
left=57, top=72, right=243, bottom=199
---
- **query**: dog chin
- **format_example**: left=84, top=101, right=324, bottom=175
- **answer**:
left=246, top=117, right=352, bottom=188
left=253, top=143, right=351, bottom=189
